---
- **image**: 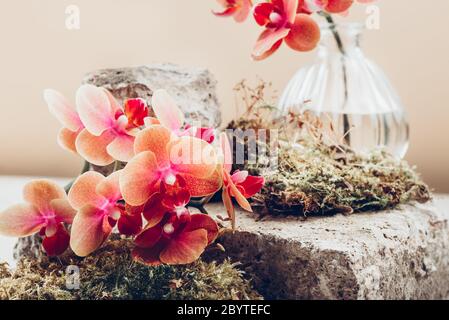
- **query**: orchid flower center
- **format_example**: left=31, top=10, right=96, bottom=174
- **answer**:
left=269, top=12, right=283, bottom=26
left=163, top=223, right=175, bottom=235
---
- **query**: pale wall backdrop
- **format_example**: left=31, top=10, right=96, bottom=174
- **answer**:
left=0, top=0, right=448, bottom=192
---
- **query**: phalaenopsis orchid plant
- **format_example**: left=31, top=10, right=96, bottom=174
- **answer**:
left=0, top=85, right=265, bottom=265
left=212, top=0, right=375, bottom=60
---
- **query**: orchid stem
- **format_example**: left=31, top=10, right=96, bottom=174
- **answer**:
left=64, top=161, right=91, bottom=194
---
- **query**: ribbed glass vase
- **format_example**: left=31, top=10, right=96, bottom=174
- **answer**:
left=278, top=23, right=409, bottom=158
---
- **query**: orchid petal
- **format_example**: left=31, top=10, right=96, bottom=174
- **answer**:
left=118, top=211, right=142, bottom=236
left=23, top=180, right=66, bottom=213
left=96, top=170, right=122, bottom=202
left=220, top=133, right=233, bottom=173
left=231, top=170, right=249, bottom=184
left=233, top=0, right=253, bottom=22
left=185, top=214, right=219, bottom=244
left=132, top=244, right=164, bottom=266
left=106, top=134, right=135, bottom=163
left=160, top=229, right=208, bottom=265
left=75, top=129, right=115, bottom=166
left=213, top=7, right=238, bottom=18
left=134, top=125, right=172, bottom=166
left=143, top=117, right=160, bottom=127
left=120, top=151, right=160, bottom=206
left=182, top=167, right=223, bottom=198
left=134, top=224, right=163, bottom=249
left=239, top=175, right=265, bottom=198
left=57, top=128, right=80, bottom=154
left=102, top=88, right=123, bottom=114
left=324, top=0, right=354, bottom=13
left=68, top=171, right=106, bottom=210
left=142, top=193, right=169, bottom=227
left=169, top=136, right=217, bottom=179
left=44, top=89, right=83, bottom=132
left=70, top=205, right=109, bottom=257
left=285, top=14, right=321, bottom=52
left=0, top=204, right=44, bottom=237
left=76, top=84, right=114, bottom=136
left=284, top=0, right=299, bottom=24
left=252, top=28, right=289, bottom=60
left=253, top=2, right=274, bottom=26
left=42, top=225, right=70, bottom=256
left=50, top=199, right=77, bottom=224
left=151, top=89, right=185, bottom=132
left=222, top=187, right=236, bottom=229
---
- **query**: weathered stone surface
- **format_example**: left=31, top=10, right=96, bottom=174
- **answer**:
left=206, top=196, right=449, bottom=300
left=83, top=63, right=221, bottom=127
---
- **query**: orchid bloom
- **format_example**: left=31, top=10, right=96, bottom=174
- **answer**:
left=68, top=171, right=142, bottom=257
left=44, top=89, right=85, bottom=154
left=132, top=186, right=218, bottom=266
left=0, top=180, right=76, bottom=256
left=150, top=89, right=216, bottom=144
left=220, top=133, right=265, bottom=229
left=120, top=124, right=221, bottom=207
left=75, top=84, right=149, bottom=166
left=213, top=0, right=253, bottom=23
left=252, top=0, right=321, bottom=60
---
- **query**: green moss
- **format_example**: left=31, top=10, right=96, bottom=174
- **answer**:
left=228, top=80, right=431, bottom=216
left=251, top=143, right=430, bottom=216
left=0, top=240, right=261, bottom=300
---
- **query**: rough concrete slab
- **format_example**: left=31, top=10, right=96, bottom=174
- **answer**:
left=206, top=196, right=449, bottom=300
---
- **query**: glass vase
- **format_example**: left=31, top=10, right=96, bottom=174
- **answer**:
left=278, top=23, right=409, bottom=159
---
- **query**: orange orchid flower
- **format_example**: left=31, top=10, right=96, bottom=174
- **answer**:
left=0, top=180, right=76, bottom=256
left=75, top=85, right=149, bottom=166
left=68, top=171, right=142, bottom=257
left=252, top=0, right=321, bottom=60
left=120, top=124, right=221, bottom=207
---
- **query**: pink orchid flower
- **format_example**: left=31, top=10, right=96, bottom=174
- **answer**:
left=0, top=180, right=76, bottom=256
left=213, top=0, right=253, bottom=23
left=120, top=124, right=222, bottom=207
left=133, top=186, right=218, bottom=266
left=68, top=171, right=142, bottom=257
left=220, top=133, right=265, bottom=229
left=252, top=0, right=321, bottom=60
left=75, top=84, right=149, bottom=166
left=150, top=89, right=216, bottom=144
left=44, top=89, right=85, bottom=154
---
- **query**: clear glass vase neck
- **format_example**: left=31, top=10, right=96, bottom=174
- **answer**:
left=318, top=23, right=364, bottom=58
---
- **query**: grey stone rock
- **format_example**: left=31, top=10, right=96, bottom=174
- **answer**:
left=83, top=63, right=221, bottom=127
left=205, top=195, right=449, bottom=300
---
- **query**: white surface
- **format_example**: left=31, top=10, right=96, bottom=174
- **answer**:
left=0, top=176, right=70, bottom=266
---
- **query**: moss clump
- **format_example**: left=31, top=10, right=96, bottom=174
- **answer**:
left=227, top=80, right=431, bottom=216
left=251, top=143, right=430, bottom=216
left=0, top=240, right=261, bottom=300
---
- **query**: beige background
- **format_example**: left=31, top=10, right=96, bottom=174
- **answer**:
left=0, top=0, right=448, bottom=192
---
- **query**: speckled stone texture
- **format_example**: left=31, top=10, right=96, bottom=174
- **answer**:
left=206, top=196, right=449, bottom=300
left=83, top=63, right=221, bottom=127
